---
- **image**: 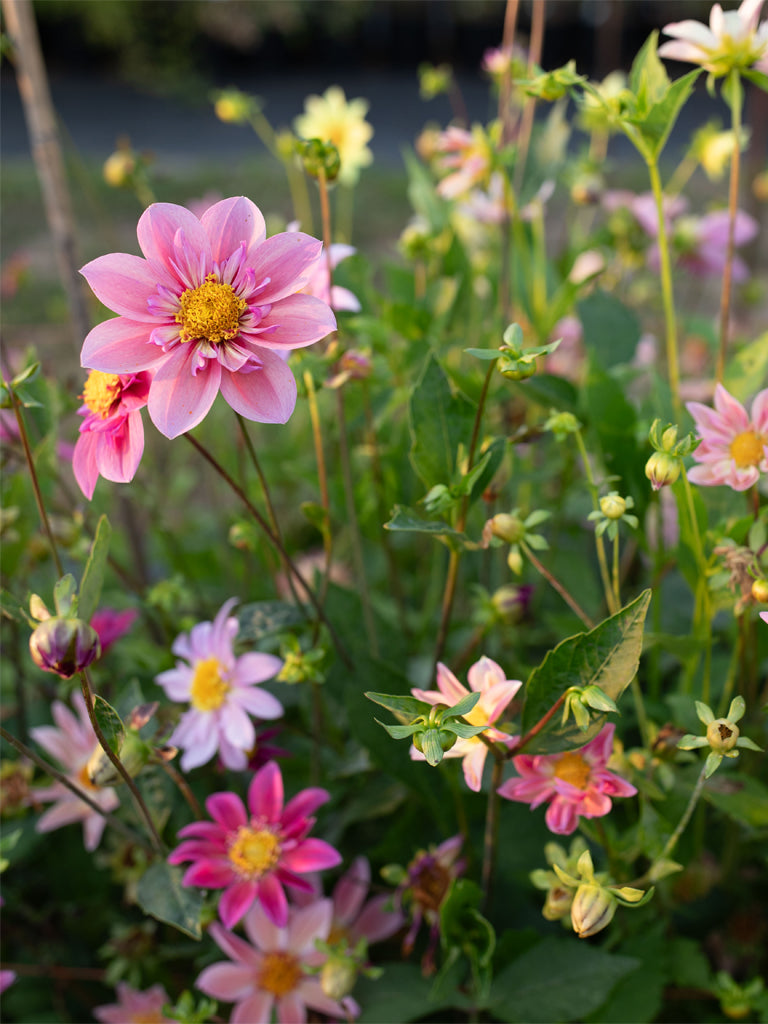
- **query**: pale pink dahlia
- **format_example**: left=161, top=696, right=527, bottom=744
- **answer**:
left=411, top=656, right=521, bottom=791
left=94, top=982, right=175, bottom=1023
left=72, top=369, right=151, bottom=499
left=659, top=0, right=768, bottom=75
left=155, top=599, right=284, bottom=772
left=497, top=723, right=636, bottom=835
left=196, top=899, right=358, bottom=1024
left=80, top=198, right=336, bottom=438
left=28, top=692, right=119, bottom=851
left=168, top=760, right=342, bottom=929
left=325, top=856, right=403, bottom=948
left=686, top=384, right=768, bottom=491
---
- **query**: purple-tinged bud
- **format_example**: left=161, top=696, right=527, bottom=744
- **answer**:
left=29, top=617, right=101, bottom=678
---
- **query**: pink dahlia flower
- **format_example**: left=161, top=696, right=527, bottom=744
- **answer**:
left=168, top=760, right=342, bottom=929
left=686, top=384, right=768, bottom=491
left=397, top=835, right=466, bottom=972
left=411, top=656, right=521, bottom=791
left=434, top=126, right=493, bottom=200
left=287, top=222, right=361, bottom=312
left=659, top=0, right=768, bottom=75
left=497, top=723, right=637, bottom=835
left=155, top=599, right=284, bottom=772
left=80, top=197, right=336, bottom=438
left=675, top=209, right=759, bottom=281
left=94, top=982, right=175, bottom=1023
left=90, top=607, right=138, bottom=653
left=72, top=369, right=151, bottom=499
left=196, top=899, right=358, bottom=1024
left=0, top=970, right=16, bottom=995
left=28, top=692, right=119, bottom=851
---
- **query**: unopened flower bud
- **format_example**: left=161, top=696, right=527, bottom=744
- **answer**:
left=413, top=728, right=458, bottom=754
left=661, top=425, right=679, bottom=450
left=103, top=151, right=136, bottom=188
left=570, top=883, right=617, bottom=938
left=542, top=885, right=574, bottom=921
left=297, top=138, right=341, bottom=182
left=507, top=547, right=524, bottom=575
left=489, top=513, right=525, bottom=545
left=599, top=494, right=626, bottom=519
left=213, top=90, right=252, bottom=124
left=706, top=718, right=740, bottom=753
left=321, top=956, right=358, bottom=1001
left=491, top=584, right=531, bottom=624
left=751, top=578, right=768, bottom=604
left=29, top=618, right=101, bottom=679
left=645, top=451, right=681, bottom=491
left=498, top=354, right=536, bottom=380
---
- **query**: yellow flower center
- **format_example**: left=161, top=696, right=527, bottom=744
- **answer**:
left=189, top=656, right=229, bottom=711
left=82, top=370, right=122, bottom=418
left=257, top=951, right=303, bottom=998
left=730, top=429, right=765, bottom=469
left=175, top=273, right=247, bottom=345
left=76, top=763, right=100, bottom=791
left=553, top=752, right=591, bottom=790
left=228, top=825, right=281, bottom=878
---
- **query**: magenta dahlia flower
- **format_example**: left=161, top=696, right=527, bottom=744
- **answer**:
left=411, top=656, right=521, bottom=791
left=90, top=607, right=138, bottom=653
left=686, top=384, right=768, bottom=491
left=94, top=982, right=174, bottom=1024
left=28, top=692, right=119, bottom=851
left=168, top=760, right=342, bottom=929
left=328, top=856, right=404, bottom=948
left=72, top=369, right=151, bottom=499
left=196, top=899, right=358, bottom=1024
left=497, top=723, right=637, bottom=836
left=155, top=599, right=284, bottom=772
left=80, top=197, right=336, bottom=438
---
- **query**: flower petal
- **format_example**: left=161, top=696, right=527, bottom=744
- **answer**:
left=249, top=233, right=323, bottom=304
left=81, top=254, right=167, bottom=322
left=81, top=317, right=164, bottom=374
left=218, top=352, right=296, bottom=424
left=255, top=294, right=336, bottom=351
left=147, top=346, right=221, bottom=438
left=219, top=880, right=258, bottom=929
left=202, top=197, right=267, bottom=265
left=248, top=761, right=283, bottom=821
left=137, top=203, right=211, bottom=279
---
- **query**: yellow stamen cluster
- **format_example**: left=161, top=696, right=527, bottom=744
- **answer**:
left=553, top=752, right=591, bottom=790
left=189, top=656, right=230, bottom=711
left=81, top=370, right=122, bottom=419
left=257, top=951, right=303, bottom=998
left=228, top=825, right=281, bottom=878
left=175, top=273, right=246, bottom=345
left=730, top=429, right=766, bottom=469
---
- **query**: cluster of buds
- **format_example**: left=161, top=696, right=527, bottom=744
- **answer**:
left=543, top=409, right=582, bottom=442
left=588, top=492, right=638, bottom=541
left=645, top=419, right=699, bottom=491
left=522, top=60, right=585, bottom=102
left=27, top=577, right=101, bottom=679
left=678, top=697, right=762, bottom=778
left=561, top=685, right=619, bottom=732
left=276, top=634, right=327, bottom=686
left=295, top=138, right=341, bottom=182
left=537, top=846, right=651, bottom=939
left=482, top=508, right=550, bottom=575
left=366, top=691, right=487, bottom=766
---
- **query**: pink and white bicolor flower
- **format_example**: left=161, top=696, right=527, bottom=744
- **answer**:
left=686, top=384, right=768, bottom=491
left=168, top=760, right=342, bottom=929
left=659, top=0, right=768, bottom=75
left=411, top=656, right=521, bottom=792
left=155, top=598, right=284, bottom=772
left=94, top=982, right=175, bottom=1024
left=80, top=197, right=336, bottom=438
left=497, top=723, right=637, bottom=836
left=196, top=899, right=359, bottom=1024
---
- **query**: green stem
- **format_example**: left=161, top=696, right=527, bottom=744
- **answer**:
left=79, top=670, right=164, bottom=853
left=611, top=534, right=621, bottom=613
left=0, top=724, right=152, bottom=851
left=515, top=693, right=569, bottom=755
left=574, top=431, right=615, bottom=614
left=183, top=431, right=352, bottom=668
left=481, top=758, right=504, bottom=908
left=661, top=762, right=708, bottom=864
left=8, top=386, right=63, bottom=576
left=716, top=70, right=743, bottom=384
left=520, top=540, right=595, bottom=629
left=680, top=467, right=712, bottom=703
left=160, top=759, right=202, bottom=820
left=646, top=157, right=682, bottom=421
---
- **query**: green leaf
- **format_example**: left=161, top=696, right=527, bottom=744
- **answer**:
left=93, top=695, right=125, bottom=754
left=384, top=505, right=479, bottom=550
left=520, top=590, right=652, bottom=753
left=636, top=69, right=701, bottom=158
left=365, top=692, right=429, bottom=717
left=0, top=588, right=32, bottom=624
left=578, top=291, right=640, bottom=369
left=355, top=962, right=453, bottom=1023
left=446, top=691, right=481, bottom=719
left=78, top=515, right=112, bottom=623
left=441, top=879, right=495, bottom=966
left=703, top=772, right=768, bottom=827
left=135, top=861, right=203, bottom=939
left=409, top=354, right=475, bottom=490
left=587, top=926, right=666, bottom=1024
left=53, top=574, right=78, bottom=618
left=629, top=32, right=668, bottom=107
left=492, top=937, right=639, bottom=1022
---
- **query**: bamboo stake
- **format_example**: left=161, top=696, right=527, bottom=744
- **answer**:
left=2, top=0, right=90, bottom=352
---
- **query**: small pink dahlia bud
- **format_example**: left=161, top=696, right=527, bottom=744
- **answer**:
left=29, top=617, right=101, bottom=679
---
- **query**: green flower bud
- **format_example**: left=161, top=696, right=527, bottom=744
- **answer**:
left=320, top=956, right=358, bottom=1001
left=706, top=718, right=740, bottom=753
left=413, top=728, right=458, bottom=754
left=498, top=354, right=537, bottom=380
left=296, top=138, right=341, bottom=182
left=599, top=493, right=626, bottom=519
left=213, top=90, right=253, bottom=124
left=490, top=513, right=525, bottom=545
left=542, top=884, right=574, bottom=921
left=751, top=578, right=768, bottom=604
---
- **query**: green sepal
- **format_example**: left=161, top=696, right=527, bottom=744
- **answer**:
left=53, top=574, right=78, bottom=618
